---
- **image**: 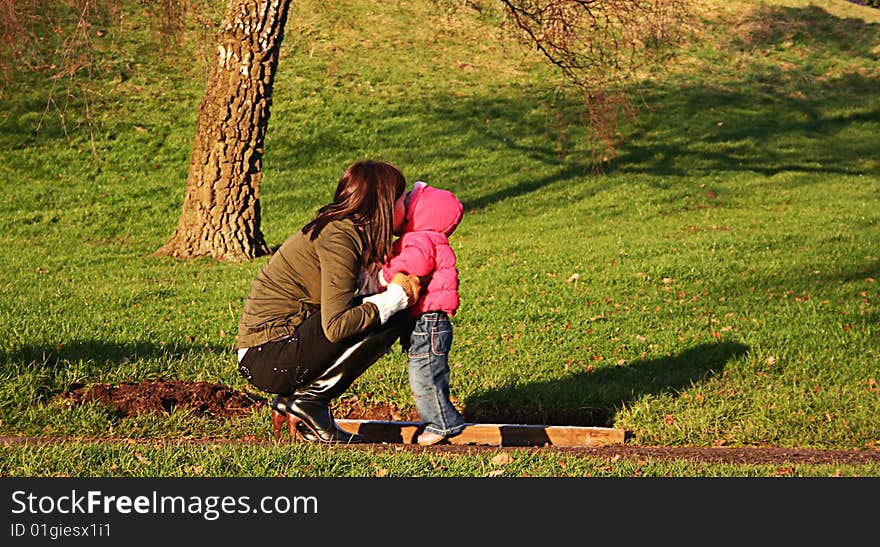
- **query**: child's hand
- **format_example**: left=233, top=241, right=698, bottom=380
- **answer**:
left=390, top=272, right=421, bottom=307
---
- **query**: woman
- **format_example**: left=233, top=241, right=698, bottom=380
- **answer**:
left=235, top=160, right=421, bottom=443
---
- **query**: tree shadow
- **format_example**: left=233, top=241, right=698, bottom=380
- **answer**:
left=734, top=4, right=878, bottom=56
left=417, top=4, right=878, bottom=200
left=461, top=341, right=749, bottom=428
left=266, top=89, right=581, bottom=207
left=1, top=340, right=229, bottom=372
left=607, top=5, right=880, bottom=178
left=270, top=62, right=877, bottom=216
left=609, top=80, right=880, bottom=179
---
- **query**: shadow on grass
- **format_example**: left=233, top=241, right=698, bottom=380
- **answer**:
left=3, top=4, right=876, bottom=218
left=607, top=6, right=880, bottom=179
left=734, top=4, right=879, bottom=56
left=0, top=340, right=229, bottom=370
left=462, top=341, right=749, bottom=428
left=269, top=63, right=879, bottom=216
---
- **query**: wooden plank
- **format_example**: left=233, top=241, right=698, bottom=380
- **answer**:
left=336, top=420, right=625, bottom=447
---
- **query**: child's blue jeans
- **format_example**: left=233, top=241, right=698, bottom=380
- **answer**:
left=407, top=312, right=465, bottom=436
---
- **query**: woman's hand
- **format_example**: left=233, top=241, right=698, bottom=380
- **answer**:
left=391, top=272, right=421, bottom=306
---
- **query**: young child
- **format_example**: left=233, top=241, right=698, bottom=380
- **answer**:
left=380, top=181, right=466, bottom=446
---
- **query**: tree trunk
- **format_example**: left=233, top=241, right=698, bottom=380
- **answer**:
left=154, top=0, right=291, bottom=261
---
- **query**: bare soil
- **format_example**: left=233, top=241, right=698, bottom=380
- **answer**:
left=52, top=379, right=880, bottom=466
left=64, top=380, right=264, bottom=417
left=62, top=379, right=420, bottom=421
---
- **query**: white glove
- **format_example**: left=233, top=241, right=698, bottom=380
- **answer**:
left=363, top=283, right=409, bottom=324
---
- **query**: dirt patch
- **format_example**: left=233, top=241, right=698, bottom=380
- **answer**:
left=62, top=379, right=417, bottom=421
left=335, top=397, right=420, bottom=422
left=64, top=380, right=264, bottom=418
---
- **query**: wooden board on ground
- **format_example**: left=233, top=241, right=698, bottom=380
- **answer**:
left=336, top=420, right=625, bottom=447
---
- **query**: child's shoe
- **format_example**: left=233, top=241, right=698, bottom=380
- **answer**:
left=417, top=430, right=447, bottom=446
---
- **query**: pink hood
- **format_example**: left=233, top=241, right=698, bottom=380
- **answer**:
left=403, top=181, right=463, bottom=237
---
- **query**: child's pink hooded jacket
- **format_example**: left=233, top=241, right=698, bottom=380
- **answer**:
left=381, top=181, right=463, bottom=318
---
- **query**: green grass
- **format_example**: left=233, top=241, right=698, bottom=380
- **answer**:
left=3, top=442, right=879, bottom=477
left=0, top=0, right=878, bottom=476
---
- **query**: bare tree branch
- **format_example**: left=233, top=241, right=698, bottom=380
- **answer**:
left=499, top=0, right=688, bottom=165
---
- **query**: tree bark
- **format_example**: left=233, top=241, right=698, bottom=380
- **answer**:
left=154, top=0, right=291, bottom=261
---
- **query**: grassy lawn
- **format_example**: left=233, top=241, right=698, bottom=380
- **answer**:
left=0, top=0, right=878, bottom=477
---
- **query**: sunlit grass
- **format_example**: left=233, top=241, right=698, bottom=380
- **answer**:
left=0, top=0, right=878, bottom=476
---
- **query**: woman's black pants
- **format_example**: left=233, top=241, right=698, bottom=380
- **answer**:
left=238, top=309, right=408, bottom=399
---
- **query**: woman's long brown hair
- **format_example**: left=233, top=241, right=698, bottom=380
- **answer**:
left=302, top=160, right=406, bottom=267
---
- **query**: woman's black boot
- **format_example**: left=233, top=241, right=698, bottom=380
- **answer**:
left=289, top=322, right=402, bottom=443
left=288, top=399, right=364, bottom=443
left=270, top=395, right=318, bottom=442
